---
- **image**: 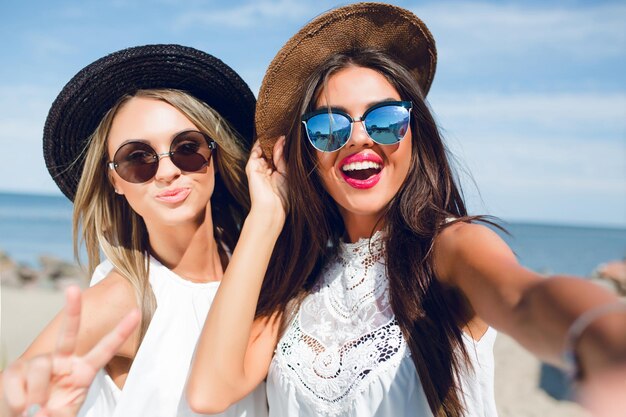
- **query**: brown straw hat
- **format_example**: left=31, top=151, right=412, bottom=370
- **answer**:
left=256, top=2, right=437, bottom=157
left=43, top=44, right=255, bottom=201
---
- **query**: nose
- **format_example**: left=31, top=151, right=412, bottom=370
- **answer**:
left=154, top=151, right=181, bottom=182
left=347, top=119, right=374, bottom=148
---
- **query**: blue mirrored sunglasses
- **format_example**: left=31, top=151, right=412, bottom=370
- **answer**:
left=301, top=100, right=412, bottom=152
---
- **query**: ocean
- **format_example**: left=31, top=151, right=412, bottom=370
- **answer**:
left=0, top=192, right=624, bottom=277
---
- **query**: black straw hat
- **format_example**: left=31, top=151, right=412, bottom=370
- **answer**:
left=256, top=2, right=436, bottom=157
left=43, top=44, right=255, bottom=201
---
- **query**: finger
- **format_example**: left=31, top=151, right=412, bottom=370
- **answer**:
left=55, top=286, right=82, bottom=356
left=249, top=140, right=263, bottom=156
left=2, top=362, right=27, bottom=415
left=24, top=356, right=52, bottom=412
left=83, top=309, right=140, bottom=370
left=273, top=136, right=287, bottom=175
left=246, top=142, right=264, bottom=169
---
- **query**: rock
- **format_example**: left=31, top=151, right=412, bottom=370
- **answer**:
left=16, top=264, right=41, bottom=287
left=592, top=260, right=626, bottom=296
left=0, top=252, right=45, bottom=287
left=0, top=251, right=87, bottom=289
left=0, top=250, right=22, bottom=287
left=588, top=275, right=620, bottom=294
left=38, top=255, right=87, bottom=289
left=0, top=250, right=15, bottom=267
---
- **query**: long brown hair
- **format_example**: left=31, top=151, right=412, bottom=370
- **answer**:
left=73, top=88, right=250, bottom=341
left=257, top=49, right=483, bottom=417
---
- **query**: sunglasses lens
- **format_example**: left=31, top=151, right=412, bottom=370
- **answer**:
left=112, top=142, right=158, bottom=183
left=111, top=132, right=213, bottom=184
left=305, top=113, right=351, bottom=152
left=364, top=104, right=410, bottom=144
left=170, top=131, right=212, bottom=172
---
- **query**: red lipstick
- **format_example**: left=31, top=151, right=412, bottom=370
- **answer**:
left=339, top=152, right=383, bottom=189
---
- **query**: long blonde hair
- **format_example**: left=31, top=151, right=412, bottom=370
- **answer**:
left=73, top=88, right=250, bottom=340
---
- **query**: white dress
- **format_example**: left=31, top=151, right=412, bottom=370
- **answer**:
left=266, top=232, right=497, bottom=417
left=78, top=258, right=268, bottom=417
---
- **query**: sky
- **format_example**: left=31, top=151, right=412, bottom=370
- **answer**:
left=0, top=0, right=624, bottom=227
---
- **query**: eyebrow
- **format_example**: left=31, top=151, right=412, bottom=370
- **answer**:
left=116, top=129, right=197, bottom=148
left=314, top=97, right=399, bottom=113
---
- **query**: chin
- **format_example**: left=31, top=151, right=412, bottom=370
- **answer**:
left=337, top=199, right=389, bottom=218
left=152, top=204, right=208, bottom=226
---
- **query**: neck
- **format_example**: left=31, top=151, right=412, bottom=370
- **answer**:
left=146, top=209, right=223, bottom=283
left=341, top=210, right=385, bottom=243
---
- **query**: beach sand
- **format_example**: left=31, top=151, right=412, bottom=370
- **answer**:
left=494, top=332, right=589, bottom=417
left=1, top=286, right=65, bottom=366
left=1, top=286, right=590, bottom=416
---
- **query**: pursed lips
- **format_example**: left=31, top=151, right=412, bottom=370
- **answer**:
left=155, top=187, right=191, bottom=203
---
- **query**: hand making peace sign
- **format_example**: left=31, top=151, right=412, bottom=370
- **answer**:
left=1, top=286, right=140, bottom=417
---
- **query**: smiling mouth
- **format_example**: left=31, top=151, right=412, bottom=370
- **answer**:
left=341, top=161, right=382, bottom=180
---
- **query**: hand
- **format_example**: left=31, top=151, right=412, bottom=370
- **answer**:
left=245, top=137, right=288, bottom=220
left=1, top=286, right=140, bottom=417
left=578, top=365, right=626, bottom=417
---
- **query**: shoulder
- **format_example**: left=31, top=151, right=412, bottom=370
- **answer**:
left=76, top=269, right=140, bottom=355
left=433, top=221, right=517, bottom=285
left=84, top=269, right=138, bottom=314
left=435, top=221, right=502, bottom=252
left=89, top=259, right=115, bottom=285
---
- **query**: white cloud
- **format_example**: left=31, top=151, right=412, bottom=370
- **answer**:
left=413, top=2, right=626, bottom=64
left=435, top=93, right=626, bottom=181
left=459, top=134, right=625, bottom=190
left=431, top=90, right=626, bottom=225
left=431, top=91, right=626, bottom=136
left=174, top=0, right=314, bottom=29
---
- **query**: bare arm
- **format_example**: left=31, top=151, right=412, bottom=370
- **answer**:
left=187, top=139, right=287, bottom=414
left=434, top=222, right=626, bottom=374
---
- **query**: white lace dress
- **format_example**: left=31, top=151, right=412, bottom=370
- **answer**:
left=266, top=233, right=498, bottom=417
left=78, top=258, right=268, bottom=417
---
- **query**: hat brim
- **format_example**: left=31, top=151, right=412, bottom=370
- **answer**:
left=256, top=2, right=436, bottom=158
left=43, top=44, right=255, bottom=201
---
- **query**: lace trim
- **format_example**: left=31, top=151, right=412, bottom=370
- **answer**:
left=336, top=230, right=385, bottom=262
left=273, top=314, right=409, bottom=416
left=272, top=231, right=411, bottom=415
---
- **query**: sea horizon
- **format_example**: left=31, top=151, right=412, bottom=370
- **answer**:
left=1, top=191, right=624, bottom=277
left=2, top=189, right=625, bottom=231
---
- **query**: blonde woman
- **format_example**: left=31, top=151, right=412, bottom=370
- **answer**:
left=1, top=44, right=269, bottom=417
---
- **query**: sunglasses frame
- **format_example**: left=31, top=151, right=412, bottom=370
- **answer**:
left=107, top=130, right=217, bottom=183
left=301, top=100, right=413, bottom=152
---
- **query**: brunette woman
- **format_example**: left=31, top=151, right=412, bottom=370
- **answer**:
left=188, top=4, right=626, bottom=417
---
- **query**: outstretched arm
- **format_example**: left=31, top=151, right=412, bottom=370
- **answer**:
left=434, top=222, right=626, bottom=413
left=187, top=138, right=287, bottom=414
left=435, top=222, right=625, bottom=370
left=1, top=286, right=140, bottom=417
